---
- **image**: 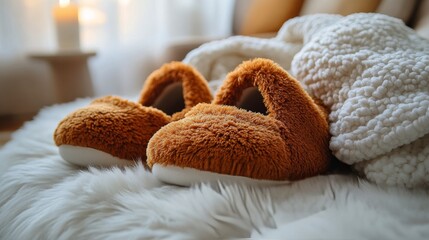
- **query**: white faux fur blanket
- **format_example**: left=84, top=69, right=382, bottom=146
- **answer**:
left=1, top=99, right=429, bottom=239
left=184, top=13, right=429, bottom=188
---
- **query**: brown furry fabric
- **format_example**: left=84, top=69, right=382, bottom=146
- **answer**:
left=147, top=58, right=332, bottom=180
left=54, top=62, right=212, bottom=163
left=139, top=61, right=212, bottom=115
left=54, top=96, right=170, bottom=161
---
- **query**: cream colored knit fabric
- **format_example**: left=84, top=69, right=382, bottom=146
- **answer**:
left=291, top=14, right=429, bottom=187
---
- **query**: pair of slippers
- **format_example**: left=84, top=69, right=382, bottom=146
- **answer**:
left=54, top=58, right=332, bottom=186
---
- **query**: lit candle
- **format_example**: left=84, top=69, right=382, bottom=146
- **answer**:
left=53, top=0, right=80, bottom=51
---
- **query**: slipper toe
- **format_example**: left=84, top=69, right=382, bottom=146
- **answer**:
left=54, top=96, right=170, bottom=167
left=147, top=104, right=293, bottom=184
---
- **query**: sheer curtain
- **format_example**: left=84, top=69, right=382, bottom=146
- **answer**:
left=0, top=0, right=234, bottom=97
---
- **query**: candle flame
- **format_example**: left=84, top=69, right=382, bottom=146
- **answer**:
left=59, top=0, right=70, bottom=7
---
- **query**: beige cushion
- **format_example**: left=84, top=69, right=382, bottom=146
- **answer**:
left=300, top=0, right=381, bottom=15
left=414, top=0, right=429, bottom=39
left=235, top=0, right=304, bottom=35
left=376, top=0, right=417, bottom=24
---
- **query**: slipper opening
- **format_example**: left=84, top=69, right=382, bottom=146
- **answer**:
left=151, top=81, right=185, bottom=116
left=236, top=87, right=267, bottom=115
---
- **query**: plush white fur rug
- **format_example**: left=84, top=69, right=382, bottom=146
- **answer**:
left=1, top=99, right=429, bottom=239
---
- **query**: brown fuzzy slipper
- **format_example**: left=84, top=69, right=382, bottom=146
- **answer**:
left=54, top=62, right=212, bottom=167
left=147, top=58, right=333, bottom=185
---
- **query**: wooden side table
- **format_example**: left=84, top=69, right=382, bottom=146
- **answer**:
left=29, top=51, right=96, bottom=103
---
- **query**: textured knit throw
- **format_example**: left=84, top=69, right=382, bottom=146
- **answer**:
left=184, top=13, right=429, bottom=188
left=291, top=14, right=429, bottom=188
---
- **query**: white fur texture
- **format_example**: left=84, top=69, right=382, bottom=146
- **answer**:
left=1, top=99, right=429, bottom=239
left=184, top=13, right=429, bottom=188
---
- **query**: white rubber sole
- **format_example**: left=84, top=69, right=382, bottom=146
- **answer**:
left=151, top=164, right=291, bottom=187
left=59, top=145, right=138, bottom=168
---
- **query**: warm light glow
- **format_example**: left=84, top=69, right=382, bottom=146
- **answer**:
left=79, top=7, right=106, bottom=26
left=119, top=0, right=130, bottom=6
left=59, top=0, right=70, bottom=8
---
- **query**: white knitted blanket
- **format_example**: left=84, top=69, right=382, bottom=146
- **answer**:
left=184, top=13, right=429, bottom=188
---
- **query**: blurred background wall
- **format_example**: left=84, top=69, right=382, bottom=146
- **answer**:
left=0, top=0, right=428, bottom=117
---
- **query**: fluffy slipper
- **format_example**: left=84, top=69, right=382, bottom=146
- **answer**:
left=147, top=58, right=333, bottom=186
left=54, top=62, right=212, bottom=167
